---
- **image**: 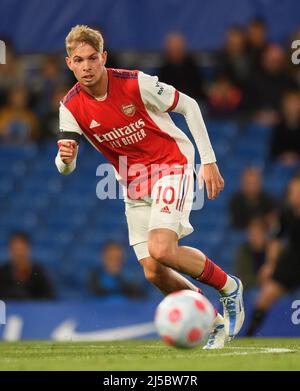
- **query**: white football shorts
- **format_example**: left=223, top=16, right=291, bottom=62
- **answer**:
left=124, top=171, right=195, bottom=261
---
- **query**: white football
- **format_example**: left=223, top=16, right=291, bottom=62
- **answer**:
left=154, top=290, right=215, bottom=348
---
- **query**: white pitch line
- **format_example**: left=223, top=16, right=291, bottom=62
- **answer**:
left=225, top=346, right=296, bottom=350
left=204, top=348, right=296, bottom=357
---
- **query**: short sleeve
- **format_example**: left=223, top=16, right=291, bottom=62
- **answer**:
left=138, top=72, right=179, bottom=113
left=59, top=103, right=83, bottom=135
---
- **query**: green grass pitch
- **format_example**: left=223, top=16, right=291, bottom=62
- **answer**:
left=0, top=338, right=299, bottom=370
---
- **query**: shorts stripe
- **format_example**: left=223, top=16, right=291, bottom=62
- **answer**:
left=180, top=175, right=191, bottom=211
left=178, top=175, right=187, bottom=211
left=176, top=172, right=184, bottom=210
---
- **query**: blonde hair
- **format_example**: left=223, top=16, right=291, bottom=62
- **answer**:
left=65, top=25, right=104, bottom=56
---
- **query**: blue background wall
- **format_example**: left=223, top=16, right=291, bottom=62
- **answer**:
left=1, top=295, right=300, bottom=341
left=0, top=0, right=300, bottom=53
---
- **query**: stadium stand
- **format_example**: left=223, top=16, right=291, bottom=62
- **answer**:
left=1, top=117, right=298, bottom=298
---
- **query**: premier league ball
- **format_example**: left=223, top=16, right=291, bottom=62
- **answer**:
left=154, top=290, right=215, bottom=348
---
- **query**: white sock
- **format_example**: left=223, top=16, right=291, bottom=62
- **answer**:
left=220, top=275, right=237, bottom=294
left=214, top=312, right=224, bottom=326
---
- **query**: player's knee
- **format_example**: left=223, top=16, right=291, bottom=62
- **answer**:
left=148, top=241, right=176, bottom=267
left=142, top=259, right=165, bottom=285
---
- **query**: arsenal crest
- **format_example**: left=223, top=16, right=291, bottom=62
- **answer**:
left=121, top=103, right=136, bottom=117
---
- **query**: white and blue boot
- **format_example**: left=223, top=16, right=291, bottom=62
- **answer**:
left=203, top=313, right=227, bottom=349
left=220, top=275, right=245, bottom=340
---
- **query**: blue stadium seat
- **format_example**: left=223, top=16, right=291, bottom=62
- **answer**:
left=0, top=144, right=38, bottom=162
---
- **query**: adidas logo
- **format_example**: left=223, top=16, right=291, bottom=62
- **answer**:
left=160, top=206, right=171, bottom=214
left=89, top=119, right=101, bottom=129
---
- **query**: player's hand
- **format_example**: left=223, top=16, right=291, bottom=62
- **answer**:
left=200, top=163, right=224, bottom=200
left=58, top=141, right=77, bottom=164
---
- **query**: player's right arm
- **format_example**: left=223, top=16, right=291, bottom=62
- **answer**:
left=55, top=103, right=82, bottom=175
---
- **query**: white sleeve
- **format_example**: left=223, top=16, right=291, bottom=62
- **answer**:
left=55, top=103, right=82, bottom=175
left=55, top=151, right=78, bottom=175
left=174, top=92, right=216, bottom=164
left=138, top=72, right=178, bottom=113
left=59, top=103, right=83, bottom=135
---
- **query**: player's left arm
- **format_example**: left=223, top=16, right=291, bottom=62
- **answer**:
left=174, top=92, right=224, bottom=200
left=138, top=72, right=224, bottom=200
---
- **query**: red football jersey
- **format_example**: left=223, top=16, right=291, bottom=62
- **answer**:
left=59, top=68, right=195, bottom=198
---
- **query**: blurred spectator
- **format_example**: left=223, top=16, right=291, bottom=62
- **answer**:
left=159, top=32, right=204, bottom=100
left=0, top=232, right=55, bottom=300
left=89, top=241, right=145, bottom=298
left=230, top=167, right=277, bottom=229
left=207, top=74, right=242, bottom=118
left=249, top=44, right=297, bottom=125
left=30, top=55, right=70, bottom=116
left=270, top=90, right=300, bottom=165
left=287, top=26, right=300, bottom=86
left=218, top=26, right=251, bottom=90
left=40, top=86, right=69, bottom=140
left=0, top=38, right=24, bottom=107
left=234, top=218, right=268, bottom=289
left=105, top=52, right=120, bottom=69
left=246, top=174, right=300, bottom=336
left=0, top=86, right=40, bottom=143
left=246, top=18, right=268, bottom=73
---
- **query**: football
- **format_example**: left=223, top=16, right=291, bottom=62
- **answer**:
left=154, top=290, right=215, bottom=348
